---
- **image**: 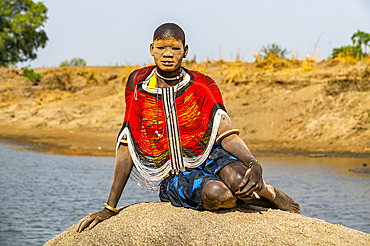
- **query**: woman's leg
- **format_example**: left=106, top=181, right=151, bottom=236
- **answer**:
left=201, top=180, right=237, bottom=210
left=218, top=162, right=300, bottom=213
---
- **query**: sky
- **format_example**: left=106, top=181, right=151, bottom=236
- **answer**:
left=19, top=0, right=370, bottom=68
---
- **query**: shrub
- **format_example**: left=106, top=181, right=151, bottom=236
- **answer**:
left=69, top=58, right=86, bottom=66
left=59, top=60, right=69, bottom=67
left=331, top=45, right=362, bottom=60
left=77, top=70, right=88, bottom=76
left=259, top=43, right=287, bottom=61
left=21, top=67, right=42, bottom=83
left=59, top=58, right=86, bottom=67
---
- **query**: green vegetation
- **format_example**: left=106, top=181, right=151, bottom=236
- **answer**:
left=59, top=58, right=87, bottom=67
left=330, top=30, right=370, bottom=61
left=59, top=60, right=69, bottom=67
left=331, top=46, right=362, bottom=59
left=77, top=70, right=88, bottom=76
left=259, top=43, right=287, bottom=60
left=0, top=0, right=48, bottom=67
left=21, top=66, right=41, bottom=83
left=351, top=30, right=370, bottom=56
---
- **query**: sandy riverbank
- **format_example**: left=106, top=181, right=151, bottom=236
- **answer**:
left=0, top=60, right=369, bottom=157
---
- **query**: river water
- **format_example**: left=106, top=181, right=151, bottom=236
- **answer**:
left=0, top=143, right=369, bottom=245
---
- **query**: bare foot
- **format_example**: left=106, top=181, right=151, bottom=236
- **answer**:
left=259, top=183, right=300, bottom=214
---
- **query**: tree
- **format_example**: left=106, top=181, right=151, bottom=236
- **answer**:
left=330, top=30, right=370, bottom=60
left=0, top=0, right=48, bottom=67
left=69, top=57, right=86, bottom=66
left=351, top=30, right=370, bottom=56
left=259, top=43, right=287, bottom=60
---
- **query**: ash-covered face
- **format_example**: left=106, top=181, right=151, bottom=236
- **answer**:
left=150, top=37, right=188, bottom=73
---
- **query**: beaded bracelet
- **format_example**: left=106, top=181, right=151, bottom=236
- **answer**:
left=103, top=203, right=118, bottom=213
left=248, top=158, right=260, bottom=168
left=216, top=129, right=240, bottom=145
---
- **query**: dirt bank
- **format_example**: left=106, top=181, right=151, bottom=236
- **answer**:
left=0, top=60, right=369, bottom=157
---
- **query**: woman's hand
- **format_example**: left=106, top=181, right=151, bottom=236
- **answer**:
left=234, top=161, right=263, bottom=199
left=76, top=145, right=133, bottom=233
left=77, top=209, right=115, bottom=233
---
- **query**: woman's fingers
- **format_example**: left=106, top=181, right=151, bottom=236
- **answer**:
left=88, top=216, right=102, bottom=230
left=238, top=169, right=251, bottom=188
left=236, top=183, right=255, bottom=197
left=76, top=210, right=115, bottom=233
left=236, top=186, right=258, bottom=198
left=236, top=162, right=263, bottom=199
left=77, top=215, right=94, bottom=233
left=235, top=183, right=261, bottom=199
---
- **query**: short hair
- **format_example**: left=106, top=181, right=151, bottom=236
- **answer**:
left=153, top=23, right=185, bottom=46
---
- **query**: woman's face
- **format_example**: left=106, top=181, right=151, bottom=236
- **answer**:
left=150, top=38, right=188, bottom=73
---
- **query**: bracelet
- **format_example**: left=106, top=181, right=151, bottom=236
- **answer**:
left=103, top=203, right=118, bottom=213
left=248, top=158, right=260, bottom=168
left=216, top=129, right=240, bottom=145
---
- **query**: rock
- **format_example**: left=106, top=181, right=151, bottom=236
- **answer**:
left=44, top=202, right=370, bottom=245
left=349, top=164, right=370, bottom=174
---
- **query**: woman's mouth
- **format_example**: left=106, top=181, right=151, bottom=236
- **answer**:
left=162, top=61, right=173, bottom=66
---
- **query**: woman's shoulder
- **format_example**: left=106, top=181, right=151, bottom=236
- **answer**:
left=182, top=67, right=215, bottom=86
left=126, top=66, right=156, bottom=89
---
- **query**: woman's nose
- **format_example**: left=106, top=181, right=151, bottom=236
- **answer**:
left=163, top=48, right=173, bottom=57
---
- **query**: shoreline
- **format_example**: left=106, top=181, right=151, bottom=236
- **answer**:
left=0, top=125, right=116, bottom=156
left=1, top=125, right=369, bottom=159
left=1, top=62, right=369, bottom=159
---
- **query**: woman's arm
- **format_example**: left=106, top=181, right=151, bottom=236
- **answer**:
left=218, top=116, right=263, bottom=198
left=77, top=144, right=133, bottom=232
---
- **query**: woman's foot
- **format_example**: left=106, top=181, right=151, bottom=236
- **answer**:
left=258, top=183, right=300, bottom=214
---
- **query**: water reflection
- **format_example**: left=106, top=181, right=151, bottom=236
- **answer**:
left=0, top=144, right=369, bottom=246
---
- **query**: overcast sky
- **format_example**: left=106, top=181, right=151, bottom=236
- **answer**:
left=20, top=0, right=370, bottom=68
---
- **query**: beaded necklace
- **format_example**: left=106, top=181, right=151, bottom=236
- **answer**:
left=155, top=70, right=183, bottom=137
left=156, top=68, right=182, bottom=81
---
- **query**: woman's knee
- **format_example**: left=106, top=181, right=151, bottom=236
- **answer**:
left=201, top=180, right=237, bottom=210
left=219, top=162, right=247, bottom=192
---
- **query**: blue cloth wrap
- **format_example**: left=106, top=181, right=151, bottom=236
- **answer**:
left=159, top=144, right=242, bottom=210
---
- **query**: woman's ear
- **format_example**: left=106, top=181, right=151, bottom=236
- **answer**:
left=184, top=45, right=189, bottom=58
left=150, top=43, right=154, bottom=56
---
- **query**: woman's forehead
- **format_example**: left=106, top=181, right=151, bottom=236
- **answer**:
left=153, top=38, right=183, bottom=46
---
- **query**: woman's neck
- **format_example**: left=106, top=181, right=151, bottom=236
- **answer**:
left=156, top=67, right=182, bottom=88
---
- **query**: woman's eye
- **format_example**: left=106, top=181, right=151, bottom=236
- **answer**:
left=157, top=47, right=164, bottom=49
left=173, top=47, right=181, bottom=50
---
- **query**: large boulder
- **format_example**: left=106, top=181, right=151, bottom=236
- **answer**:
left=45, top=202, right=369, bottom=245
